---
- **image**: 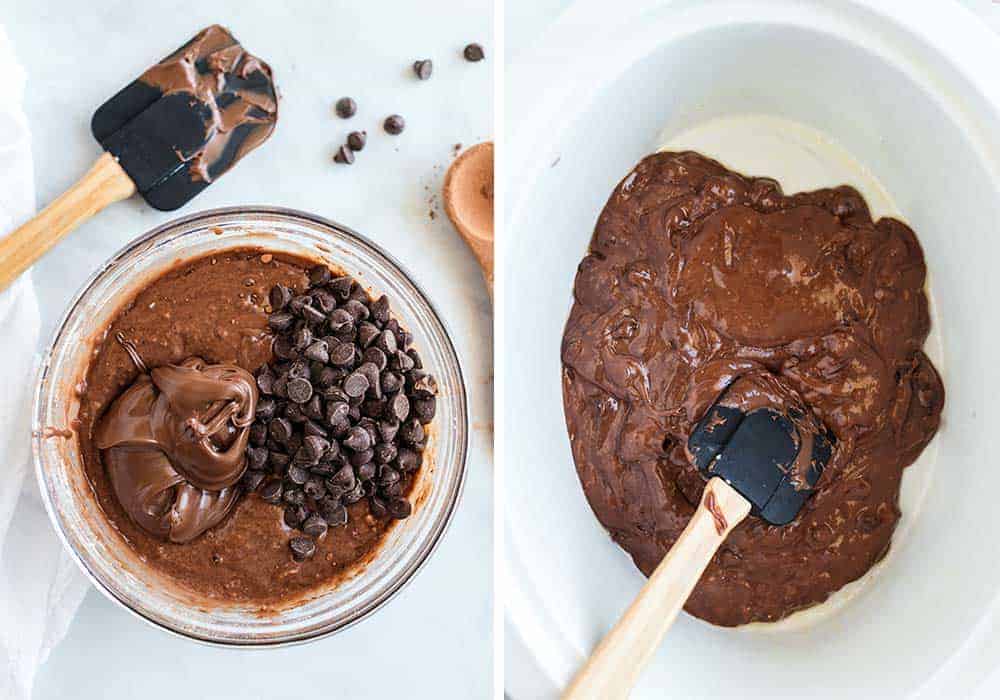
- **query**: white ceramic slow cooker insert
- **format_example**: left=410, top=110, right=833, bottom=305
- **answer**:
left=505, top=1, right=1000, bottom=697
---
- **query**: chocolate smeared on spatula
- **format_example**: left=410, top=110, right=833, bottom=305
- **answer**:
left=91, top=24, right=278, bottom=211
left=95, top=350, right=258, bottom=543
left=0, top=25, right=278, bottom=294
left=566, top=374, right=837, bottom=697
left=687, top=374, right=834, bottom=525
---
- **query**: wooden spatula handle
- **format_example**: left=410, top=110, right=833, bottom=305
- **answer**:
left=0, top=152, right=135, bottom=292
left=562, top=478, right=751, bottom=700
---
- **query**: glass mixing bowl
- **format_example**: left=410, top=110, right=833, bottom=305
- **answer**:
left=32, top=207, right=468, bottom=645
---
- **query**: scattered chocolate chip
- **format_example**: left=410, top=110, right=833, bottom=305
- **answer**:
left=273, top=336, right=297, bottom=360
left=319, top=499, right=348, bottom=526
left=260, top=479, right=283, bottom=504
left=344, top=425, right=373, bottom=452
left=289, top=536, right=316, bottom=561
left=268, top=311, right=295, bottom=331
left=269, top=452, right=291, bottom=472
left=247, top=446, right=269, bottom=471
left=309, top=265, right=332, bottom=286
left=256, top=369, right=275, bottom=396
left=283, top=487, right=306, bottom=505
left=371, top=295, right=390, bottom=324
left=303, top=477, right=327, bottom=500
left=389, top=393, right=410, bottom=422
left=269, top=285, right=292, bottom=311
left=399, top=418, right=425, bottom=446
left=349, top=448, right=374, bottom=467
left=335, top=96, right=357, bottom=118
left=388, top=497, right=412, bottom=519
left=242, top=469, right=266, bottom=492
left=347, top=130, right=367, bottom=151
left=396, top=446, right=422, bottom=472
left=302, top=513, right=328, bottom=538
left=463, top=43, right=485, bottom=62
left=358, top=322, right=380, bottom=348
left=370, top=497, right=389, bottom=518
left=395, top=350, right=415, bottom=372
left=288, top=464, right=310, bottom=484
left=328, top=308, right=354, bottom=333
left=329, top=342, right=356, bottom=367
left=361, top=347, right=389, bottom=372
left=343, top=299, right=370, bottom=322
left=313, top=288, right=337, bottom=313
left=285, top=402, right=306, bottom=423
left=358, top=462, right=377, bottom=482
left=292, top=326, right=313, bottom=352
left=334, top=144, right=355, bottom=165
left=287, top=377, right=314, bottom=404
left=412, top=396, right=436, bottom=424
left=358, top=362, right=381, bottom=398
left=343, top=481, right=365, bottom=504
left=381, top=371, right=402, bottom=394
left=304, top=340, right=329, bottom=364
left=329, top=277, right=353, bottom=300
left=331, top=464, right=357, bottom=491
left=284, top=503, right=307, bottom=528
left=255, top=398, right=277, bottom=422
left=377, top=329, right=397, bottom=354
left=413, top=59, right=433, bottom=80
left=269, top=417, right=293, bottom=444
left=303, top=435, right=330, bottom=462
left=412, top=373, right=438, bottom=397
left=343, top=371, right=370, bottom=398
left=301, top=305, right=327, bottom=325
left=250, top=422, right=269, bottom=446
left=304, top=400, right=325, bottom=424
left=407, top=349, right=423, bottom=370
left=378, top=420, right=400, bottom=443
left=379, top=466, right=401, bottom=486
left=374, top=442, right=397, bottom=465
left=384, top=114, right=405, bottom=135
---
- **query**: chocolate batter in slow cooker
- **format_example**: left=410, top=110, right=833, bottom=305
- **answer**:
left=77, top=250, right=394, bottom=602
left=561, top=151, right=944, bottom=626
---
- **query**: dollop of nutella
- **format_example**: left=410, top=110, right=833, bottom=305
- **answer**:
left=95, top=358, right=258, bottom=543
left=140, top=24, right=278, bottom=183
left=562, top=151, right=944, bottom=626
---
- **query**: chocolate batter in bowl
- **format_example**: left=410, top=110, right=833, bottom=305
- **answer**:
left=33, top=207, right=467, bottom=645
left=562, top=151, right=944, bottom=627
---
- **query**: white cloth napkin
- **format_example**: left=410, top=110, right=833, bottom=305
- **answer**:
left=0, top=26, right=88, bottom=700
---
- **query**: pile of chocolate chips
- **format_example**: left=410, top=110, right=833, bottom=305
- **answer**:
left=242, top=265, right=437, bottom=562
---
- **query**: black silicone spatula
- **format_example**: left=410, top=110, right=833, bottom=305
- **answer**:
left=0, top=24, right=277, bottom=292
left=563, top=386, right=833, bottom=700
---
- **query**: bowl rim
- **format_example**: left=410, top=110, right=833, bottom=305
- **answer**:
left=31, top=205, right=470, bottom=648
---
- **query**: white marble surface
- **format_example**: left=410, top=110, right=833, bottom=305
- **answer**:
left=1, top=0, right=493, bottom=698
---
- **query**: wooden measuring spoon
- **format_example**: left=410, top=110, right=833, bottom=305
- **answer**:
left=443, top=141, right=494, bottom=292
left=563, top=388, right=834, bottom=699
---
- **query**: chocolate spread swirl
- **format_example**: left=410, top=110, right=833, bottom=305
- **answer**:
left=140, top=24, right=278, bottom=183
left=95, top=357, right=258, bottom=543
left=561, top=151, right=944, bottom=626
